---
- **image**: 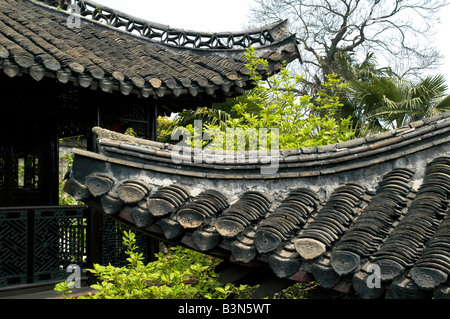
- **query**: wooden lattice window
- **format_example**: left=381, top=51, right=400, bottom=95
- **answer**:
left=16, top=154, right=40, bottom=190
left=0, top=117, right=56, bottom=206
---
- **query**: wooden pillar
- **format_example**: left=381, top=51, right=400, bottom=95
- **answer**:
left=145, top=235, right=160, bottom=262
left=149, top=101, right=158, bottom=141
left=147, top=101, right=160, bottom=260
left=48, top=119, right=60, bottom=206
left=85, top=206, right=103, bottom=284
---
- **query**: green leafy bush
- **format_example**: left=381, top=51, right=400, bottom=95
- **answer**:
left=56, top=231, right=254, bottom=299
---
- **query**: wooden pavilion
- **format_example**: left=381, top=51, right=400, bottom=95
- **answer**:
left=0, top=0, right=299, bottom=294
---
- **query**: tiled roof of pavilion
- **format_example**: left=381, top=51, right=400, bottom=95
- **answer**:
left=66, top=111, right=450, bottom=299
left=0, top=0, right=299, bottom=107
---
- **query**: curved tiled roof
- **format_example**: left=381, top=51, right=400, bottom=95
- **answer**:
left=66, top=111, right=450, bottom=299
left=0, top=0, right=299, bottom=103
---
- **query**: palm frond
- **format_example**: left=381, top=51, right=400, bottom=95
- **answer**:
left=435, top=94, right=450, bottom=112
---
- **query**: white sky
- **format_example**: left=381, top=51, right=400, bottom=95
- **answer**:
left=92, top=0, right=255, bottom=31
left=93, top=0, right=450, bottom=84
left=435, top=6, right=450, bottom=81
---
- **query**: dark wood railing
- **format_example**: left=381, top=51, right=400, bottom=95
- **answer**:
left=0, top=205, right=154, bottom=292
left=0, top=205, right=86, bottom=289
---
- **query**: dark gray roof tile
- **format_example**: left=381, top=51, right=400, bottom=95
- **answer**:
left=66, top=112, right=450, bottom=298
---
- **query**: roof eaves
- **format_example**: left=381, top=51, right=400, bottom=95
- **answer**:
left=1, top=0, right=299, bottom=101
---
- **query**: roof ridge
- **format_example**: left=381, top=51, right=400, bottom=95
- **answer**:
left=94, top=111, right=450, bottom=157
left=89, top=111, right=450, bottom=179
left=28, top=0, right=292, bottom=50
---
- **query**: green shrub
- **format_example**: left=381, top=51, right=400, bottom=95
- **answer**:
left=55, top=230, right=255, bottom=299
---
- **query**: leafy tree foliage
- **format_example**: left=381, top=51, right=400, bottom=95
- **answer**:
left=336, top=52, right=450, bottom=133
left=170, top=48, right=356, bottom=151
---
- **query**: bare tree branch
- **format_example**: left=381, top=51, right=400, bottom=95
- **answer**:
left=250, top=0, right=450, bottom=87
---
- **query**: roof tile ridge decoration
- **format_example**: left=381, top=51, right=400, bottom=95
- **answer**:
left=93, top=126, right=166, bottom=149
left=89, top=111, right=450, bottom=179
left=66, top=115, right=450, bottom=298
left=30, top=0, right=293, bottom=51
